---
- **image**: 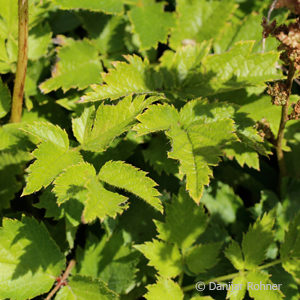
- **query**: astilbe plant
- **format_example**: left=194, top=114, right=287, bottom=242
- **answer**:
left=0, top=0, right=299, bottom=299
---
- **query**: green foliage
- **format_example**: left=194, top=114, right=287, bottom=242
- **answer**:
left=0, top=217, right=65, bottom=300
left=1, top=0, right=300, bottom=299
left=128, top=0, right=175, bottom=50
left=54, top=275, right=119, bottom=300
left=40, top=38, right=103, bottom=93
left=145, top=277, right=183, bottom=300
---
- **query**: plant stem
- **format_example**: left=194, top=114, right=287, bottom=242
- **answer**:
left=45, top=260, right=76, bottom=300
left=182, top=259, right=281, bottom=292
left=275, top=63, right=295, bottom=177
left=9, top=0, right=29, bottom=123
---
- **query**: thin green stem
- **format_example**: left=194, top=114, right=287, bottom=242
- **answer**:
left=10, top=0, right=28, bottom=123
left=182, top=259, right=281, bottom=293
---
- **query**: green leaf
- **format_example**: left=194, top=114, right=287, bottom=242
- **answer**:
left=76, top=232, right=139, bottom=294
left=53, top=162, right=96, bottom=205
left=81, top=55, right=161, bottom=102
left=201, top=182, right=243, bottom=225
left=167, top=118, right=236, bottom=203
left=133, top=104, right=179, bottom=136
left=177, top=42, right=282, bottom=98
left=226, top=276, right=247, bottom=300
left=98, top=160, right=162, bottom=212
left=155, top=188, right=208, bottom=250
left=225, top=240, right=245, bottom=271
left=54, top=163, right=128, bottom=222
left=40, top=38, right=102, bottom=93
left=169, top=0, right=237, bottom=49
left=242, top=213, right=275, bottom=269
left=142, top=135, right=178, bottom=175
left=55, top=275, right=119, bottom=300
left=23, top=121, right=70, bottom=149
left=22, top=142, right=82, bottom=196
left=185, top=242, right=222, bottom=274
left=246, top=271, right=284, bottom=300
left=52, top=0, right=124, bottom=14
left=134, top=239, right=182, bottom=278
left=28, top=22, right=52, bottom=60
left=0, top=78, right=11, bottom=118
left=82, top=95, right=159, bottom=152
left=280, top=213, right=300, bottom=281
left=128, top=0, right=175, bottom=50
left=159, top=42, right=211, bottom=87
left=0, top=217, right=65, bottom=300
left=83, top=177, right=128, bottom=223
left=72, top=106, right=95, bottom=145
left=145, top=277, right=183, bottom=300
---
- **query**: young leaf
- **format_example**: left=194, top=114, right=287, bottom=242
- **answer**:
left=155, top=188, right=208, bottom=250
left=81, top=55, right=161, bottom=102
left=128, top=0, right=175, bottom=50
left=134, top=239, right=183, bottom=278
left=22, top=142, right=82, bottom=196
left=145, top=277, right=183, bottom=300
left=185, top=242, right=222, bottom=274
left=82, top=95, right=159, bottom=152
left=242, top=213, right=275, bottom=269
left=55, top=275, right=119, bottom=300
left=98, top=160, right=162, bottom=212
left=40, top=38, right=102, bottom=93
left=0, top=217, right=65, bottom=300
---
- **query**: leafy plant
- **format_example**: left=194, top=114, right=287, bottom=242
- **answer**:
left=0, top=0, right=299, bottom=299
